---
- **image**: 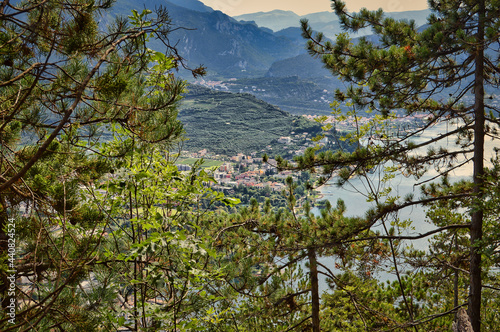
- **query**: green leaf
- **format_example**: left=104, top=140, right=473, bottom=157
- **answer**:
left=221, top=197, right=241, bottom=207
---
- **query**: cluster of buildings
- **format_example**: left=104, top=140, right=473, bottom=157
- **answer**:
left=176, top=151, right=299, bottom=193
left=194, top=78, right=268, bottom=94
left=302, top=113, right=429, bottom=133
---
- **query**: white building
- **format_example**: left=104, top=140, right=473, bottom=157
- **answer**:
left=277, top=137, right=291, bottom=144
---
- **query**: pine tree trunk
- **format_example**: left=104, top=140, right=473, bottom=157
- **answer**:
left=469, top=1, right=485, bottom=330
left=308, top=249, right=320, bottom=332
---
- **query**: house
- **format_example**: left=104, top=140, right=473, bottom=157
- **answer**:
left=277, top=137, right=291, bottom=144
left=176, top=164, right=192, bottom=172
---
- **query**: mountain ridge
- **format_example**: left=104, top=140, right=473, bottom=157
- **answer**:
left=234, top=9, right=432, bottom=39
left=112, top=0, right=304, bottom=78
left=167, top=0, right=214, bottom=13
left=162, top=2, right=303, bottom=78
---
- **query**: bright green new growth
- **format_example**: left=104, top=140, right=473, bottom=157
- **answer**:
left=0, top=0, right=206, bottom=330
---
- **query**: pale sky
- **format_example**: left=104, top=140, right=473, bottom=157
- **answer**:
left=200, top=0, right=429, bottom=16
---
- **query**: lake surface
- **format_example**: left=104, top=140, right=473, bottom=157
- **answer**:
left=312, top=121, right=499, bottom=288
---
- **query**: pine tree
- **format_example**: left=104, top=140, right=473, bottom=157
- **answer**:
left=0, top=0, right=203, bottom=329
left=212, top=178, right=391, bottom=330
left=296, top=0, right=500, bottom=329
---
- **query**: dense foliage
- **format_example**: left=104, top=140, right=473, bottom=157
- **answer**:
left=287, top=0, right=500, bottom=330
left=2, top=0, right=500, bottom=331
left=0, top=0, right=206, bottom=329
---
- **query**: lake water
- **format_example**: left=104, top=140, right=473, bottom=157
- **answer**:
left=312, top=121, right=499, bottom=288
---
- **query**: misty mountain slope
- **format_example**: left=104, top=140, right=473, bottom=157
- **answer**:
left=164, top=4, right=301, bottom=77
left=234, top=9, right=431, bottom=39
left=234, top=10, right=302, bottom=32
left=266, top=53, right=331, bottom=80
left=167, top=0, right=213, bottom=12
left=218, top=76, right=339, bottom=115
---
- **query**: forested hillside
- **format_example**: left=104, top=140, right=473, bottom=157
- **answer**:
left=179, top=86, right=326, bottom=154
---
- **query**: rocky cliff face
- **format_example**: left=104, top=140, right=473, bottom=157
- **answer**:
left=108, top=0, right=302, bottom=79
left=160, top=2, right=303, bottom=78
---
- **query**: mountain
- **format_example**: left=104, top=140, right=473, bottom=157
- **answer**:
left=162, top=4, right=302, bottom=78
left=113, top=0, right=214, bottom=13
left=215, top=76, right=337, bottom=115
left=266, top=54, right=331, bottom=80
left=235, top=9, right=431, bottom=39
left=167, top=0, right=213, bottom=12
left=233, top=10, right=301, bottom=32
left=385, top=10, right=431, bottom=27
left=107, top=1, right=448, bottom=117
left=303, top=11, right=337, bottom=24
left=234, top=10, right=338, bottom=34
left=266, top=33, right=382, bottom=82
left=273, top=27, right=310, bottom=47
left=233, top=10, right=344, bottom=39
left=111, top=0, right=303, bottom=79
left=178, top=86, right=324, bottom=154
left=234, top=10, right=339, bottom=33
left=110, top=1, right=432, bottom=81
left=304, top=20, right=344, bottom=40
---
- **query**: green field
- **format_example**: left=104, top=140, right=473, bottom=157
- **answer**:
left=177, top=158, right=224, bottom=168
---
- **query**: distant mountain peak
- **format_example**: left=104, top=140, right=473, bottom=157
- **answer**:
left=233, top=10, right=301, bottom=32
left=261, top=9, right=298, bottom=15
left=234, top=8, right=430, bottom=36
left=166, top=0, right=213, bottom=13
left=238, top=9, right=298, bottom=15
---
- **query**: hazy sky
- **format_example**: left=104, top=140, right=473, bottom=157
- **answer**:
left=200, top=0, right=429, bottom=16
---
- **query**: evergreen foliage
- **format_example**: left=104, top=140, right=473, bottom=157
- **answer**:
left=286, top=0, right=500, bottom=330
left=2, top=0, right=500, bottom=331
left=0, top=1, right=208, bottom=329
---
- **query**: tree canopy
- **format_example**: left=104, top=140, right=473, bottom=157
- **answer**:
left=291, top=0, right=500, bottom=330
left=2, top=0, right=500, bottom=331
left=0, top=0, right=209, bottom=330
